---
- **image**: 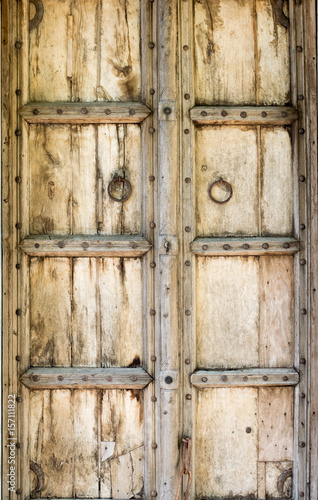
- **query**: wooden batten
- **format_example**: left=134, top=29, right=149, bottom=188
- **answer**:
left=190, top=106, right=298, bottom=125
left=19, top=101, right=152, bottom=124
left=191, top=237, right=300, bottom=255
left=191, top=368, right=299, bottom=388
left=19, top=235, right=152, bottom=257
left=20, top=367, right=153, bottom=390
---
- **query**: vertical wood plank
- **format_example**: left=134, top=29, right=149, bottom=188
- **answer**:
left=259, top=256, right=294, bottom=367
left=194, top=0, right=256, bottom=105
left=100, top=258, right=143, bottom=367
left=258, top=387, right=294, bottom=461
left=30, top=125, right=72, bottom=235
left=30, top=257, right=72, bottom=366
left=72, top=258, right=100, bottom=367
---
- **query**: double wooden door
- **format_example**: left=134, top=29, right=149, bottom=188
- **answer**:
left=2, top=0, right=310, bottom=499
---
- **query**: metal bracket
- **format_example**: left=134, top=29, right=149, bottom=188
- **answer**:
left=274, top=0, right=290, bottom=29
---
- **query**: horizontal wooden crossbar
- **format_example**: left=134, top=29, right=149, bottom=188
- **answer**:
left=191, top=237, right=300, bottom=256
left=20, top=367, right=153, bottom=390
left=19, top=235, right=152, bottom=257
left=19, top=101, right=152, bottom=124
left=190, top=106, right=298, bottom=125
left=191, top=368, right=299, bottom=388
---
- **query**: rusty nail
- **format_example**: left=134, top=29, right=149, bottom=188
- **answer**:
left=185, top=310, right=191, bottom=316
left=16, top=443, right=22, bottom=449
left=202, top=245, right=208, bottom=250
left=151, top=396, right=157, bottom=402
left=151, top=492, right=158, bottom=497
left=16, top=489, right=22, bottom=495
left=106, top=376, right=112, bottom=381
left=262, top=375, right=268, bottom=381
left=15, top=89, right=22, bottom=96
left=301, top=308, right=307, bottom=315
left=16, top=396, right=22, bottom=403
left=243, top=376, right=248, bottom=381
left=130, top=375, right=137, bottom=382
left=15, top=129, right=22, bottom=136
left=184, top=129, right=190, bottom=134
left=106, top=242, right=112, bottom=248
left=16, top=355, right=21, bottom=361
left=298, top=94, right=304, bottom=100
left=299, top=175, right=306, bottom=182
left=150, top=355, right=156, bottom=361
left=150, top=221, right=156, bottom=228
left=58, top=375, right=64, bottom=381
left=149, top=127, right=155, bottom=134
left=105, top=109, right=111, bottom=115
left=150, top=309, right=156, bottom=316
left=262, top=243, right=269, bottom=249
left=185, top=261, right=191, bottom=266
left=149, top=175, right=155, bottom=182
left=131, top=242, right=137, bottom=249
left=82, top=376, right=88, bottom=381
left=152, top=443, right=158, bottom=449
left=201, top=376, right=208, bottom=382
left=243, top=244, right=249, bottom=249
left=15, top=176, right=22, bottom=183
left=129, top=109, right=135, bottom=115
left=185, top=177, right=191, bottom=183
left=81, top=107, right=88, bottom=114
left=261, top=111, right=267, bottom=117
left=221, top=110, right=227, bottom=117
left=82, top=242, right=89, bottom=249
left=223, top=244, right=230, bottom=250
left=148, top=42, right=155, bottom=49
left=185, top=226, right=191, bottom=232
left=185, top=394, right=192, bottom=400
left=15, top=222, right=22, bottom=229
left=57, top=109, right=63, bottom=115
left=34, top=243, right=40, bottom=248
left=184, top=93, right=190, bottom=100
left=221, top=375, right=227, bottom=381
left=33, top=109, right=39, bottom=115
left=300, top=259, right=306, bottom=265
left=150, top=88, right=155, bottom=95
left=150, top=262, right=156, bottom=268
left=281, top=111, right=287, bottom=118
left=300, top=357, right=306, bottom=364
left=185, top=359, right=190, bottom=364
left=283, top=243, right=290, bottom=249
left=15, top=41, right=22, bottom=49
left=246, top=427, right=252, bottom=433
left=299, top=441, right=306, bottom=448
left=16, top=264, right=21, bottom=270
left=164, top=107, right=172, bottom=115
left=32, top=375, right=39, bottom=381
left=201, top=111, right=207, bottom=117
left=16, top=309, right=22, bottom=316
left=297, top=46, right=303, bottom=52
left=240, top=111, right=247, bottom=118
left=300, top=224, right=306, bottom=230
left=299, top=493, right=304, bottom=498
left=165, top=376, right=173, bottom=384
left=300, top=393, right=306, bottom=399
left=299, top=128, right=305, bottom=134
left=58, top=241, right=65, bottom=248
left=282, top=376, right=288, bottom=381
left=183, top=45, right=189, bottom=51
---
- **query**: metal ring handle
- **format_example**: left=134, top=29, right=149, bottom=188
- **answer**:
left=277, top=468, right=293, bottom=497
left=108, top=175, right=132, bottom=202
left=29, top=0, right=44, bottom=31
left=208, top=178, right=233, bottom=204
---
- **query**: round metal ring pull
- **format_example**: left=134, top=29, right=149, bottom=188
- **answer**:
left=29, top=0, right=44, bottom=31
left=209, top=178, right=233, bottom=204
left=108, top=174, right=132, bottom=202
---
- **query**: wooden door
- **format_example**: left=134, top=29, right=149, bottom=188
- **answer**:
left=2, top=1, right=317, bottom=500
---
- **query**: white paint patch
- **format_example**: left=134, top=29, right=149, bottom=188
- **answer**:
left=101, top=441, right=116, bottom=462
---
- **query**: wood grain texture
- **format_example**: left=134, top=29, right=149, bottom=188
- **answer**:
left=191, top=106, right=298, bottom=125
left=196, top=388, right=258, bottom=498
left=258, top=387, right=294, bottom=461
left=194, top=0, right=256, bottom=105
left=191, top=368, right=299, bottom=388
left=191, top=237, right=299, bottom=255
left=259, top=256, right=294, bottom=367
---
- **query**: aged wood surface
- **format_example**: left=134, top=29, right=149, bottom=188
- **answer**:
left=20, top=102, right=151, bottom=124
left=191, top=106, right=298, bottom=125
left=191, top=237, right=299, bottom=255
left=191, top=368, right=299, bottom=388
